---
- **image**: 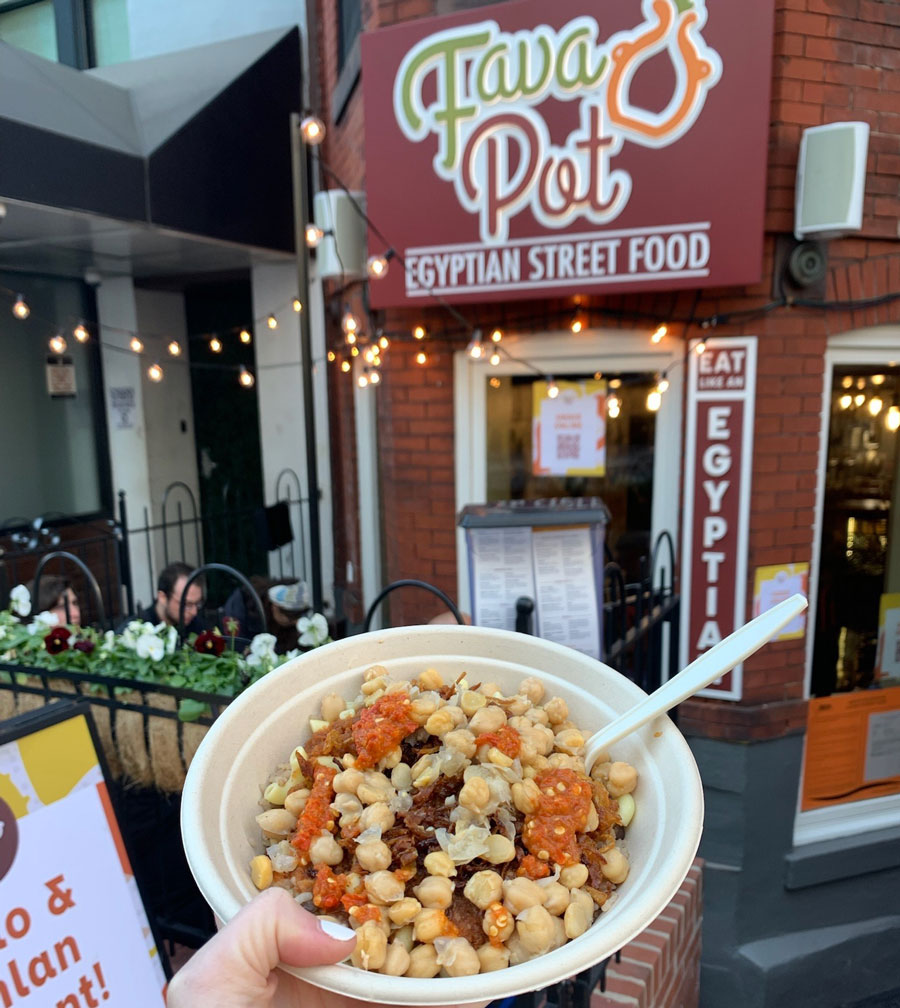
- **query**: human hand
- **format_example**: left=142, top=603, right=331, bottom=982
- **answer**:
left=166, top=887, right=492, bottom=1008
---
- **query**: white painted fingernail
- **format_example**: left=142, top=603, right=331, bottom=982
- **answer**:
left=318, top=920, right=356, bottom=941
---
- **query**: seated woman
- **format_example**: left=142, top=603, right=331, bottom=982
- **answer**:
left=26, top=575, right=81, bottom=626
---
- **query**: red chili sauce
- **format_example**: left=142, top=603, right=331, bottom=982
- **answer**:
left=523, top=767, right=593, bottom=866
left=291, top=764, right=337, bottom=861
left=351, top=692, right=419, bottom=770
left=474, top=724, right=521, bottom=759
left=516, top=854, right=551, bottom=880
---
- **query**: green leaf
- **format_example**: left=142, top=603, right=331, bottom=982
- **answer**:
left=178, top=697, right=209, bottom=722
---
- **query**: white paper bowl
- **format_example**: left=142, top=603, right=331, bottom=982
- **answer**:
left=181, top=625, right=703, bottom=1005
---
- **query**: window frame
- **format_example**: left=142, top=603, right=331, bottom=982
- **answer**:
left=0, top=0, right=94, bottom=67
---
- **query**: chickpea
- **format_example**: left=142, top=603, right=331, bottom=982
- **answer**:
left=477, top=943, right=510, bottom=973
left=333, top=793, right=363, bottom=827
left=358, top=772, right=394, bottom=805
left=559, top=863, right=589, bottom=889
left=363, top=663, right=388, bottom=682
left=584, top=802, right=600, bottom=833
left=482, top=901, right=514, bottom=942
left=468, top=706, right=507, bottom=735
left=564, top=889, right=595, bottom=939
left=607, top=761, right=638, bottom=798
left=380, top=941, right=411, bottom=976
left=554, top=728, right=585, bottom=754
left=459, top=775, right=492, bottom=814
left=409, top=692, right=441, bottom=724
left=464, top=870, right=503, bottom=910
left=502, top=877, right=546, bottom=915
left=487, top=747, right=514, bottom=768
left=505, top=933, right=535, bottom=966
left=411, top=753, right=440, bottom=788
left=600, top=847, right=629, bottom=884
left=255, top=808, right=297, bottom=837
left=511, top=778, right=541, bottom=815
left=413, top=907, right=451, bottom=943
left=424, top=707, right=459, bottom=737
left=544, top=697, right=569, bottom=725
left=308, top=833, right=343, bottom=866
left=438, top=937, right=481, bottom=977
left=526, top=705, right=550, bottom=726
left=365, top=870, right=406, bottom=904
left=392, top=924, right=414, bottom=951
left=351, top=920, right=387, bottom=971
left=618, top=793, right=636, bottom=827
left=414, top=875, right=454, bottom=909
left=519, top=676, right=545, bottom=704
left=283, top=788, right=310, bottom=818
left=390, top=762, right=412, bottom=790
left=460, top=690, right=487, bottom=716
left=362, top=675, right=387, bottom=696
left=417, top=666, right=444, bottom=690
left=405, top=944, right=440, bottom=978
left=359, top=801, right=395, bottom=833
left=443, top=729, right=477, bottom=758
left=388, top=898, right=421, bottom=926
left=541, top=882, right=571, bottom=916
left=423, top=851, right=457, bottom=878
left=516, top=904, right=556, bottom=954
left=356, top=840, right=392, bottom=872
left=478, top=682, right=501, bottom=698
left=333, top=768, right=364, bottom=794
left=380, top=746, right=402, bottom=770
left=484, top=834, right=516, bottom=864
left=249, top=855, right=273, bottom=890
left=320, top=692, right=346, bottom=722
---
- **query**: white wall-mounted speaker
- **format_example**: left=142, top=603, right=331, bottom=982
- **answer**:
left=313, top=189, right=367, bottom=279
left=794, top=121, right=869, bottom=241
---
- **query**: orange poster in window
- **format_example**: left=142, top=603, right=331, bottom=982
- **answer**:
left=801, top=685, right=900, bottom=811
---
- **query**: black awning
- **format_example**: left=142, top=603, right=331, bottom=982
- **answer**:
left=0, top=27, right=302, bottom=254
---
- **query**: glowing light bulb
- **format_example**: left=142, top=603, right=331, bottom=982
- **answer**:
left=358, top=373, right=369, bottom=388
left=839, top=394, right=852, bottom=410
left=340, top=359, right=351, bottom=373
left=547, top=379, right=559, bottom=399
left=239, top=366, right=255, bottom=388
left=608, top=394, right=621, bottom=417
left=364, top=348, right=376, bottom=364
left=147, top=363, right=163, bottom=382
left=350, top=345, right=359, bottom=357
left=327, top=350, right=336, bottom=362
left=872, top=374, right=886, bottom=385
left=130, top=336, right=144, bottom=353
left=369, top=369, right=381, bottom=385
left=49, top=333, right=67, bottom=354
left=694, top=340, right=706, bottom=354
left=869, top=396, right=883, bottom=416
left=346, top=332, right=357, bottom=346
left=490, top=351, right=501, bottom=366
left=571, top=317, right=583, bottom=333
left=12, top=295, right=29, bottom=319
left=209, top=337, right=222, bottom=353
left=300, top=115, right=325, bottom=145
left=490, top=328, right=503, bottom=343
left=73, top=323, right=89, bottom=343
left=856, top=377, right=866, bottom=389
left=379, top=335, right=390, bottom=350
left=366, top=254, right=389, bottom=279
left=887, top=406, right=900, bottom=432
left=854, top=393, right=865, bottom=407
left=657, top=377, right=670, bottom=393
left=239, top=329, right=252, bottom=344
left=416, top=351, right=427, bottom=365
left=342, top=311, right=359, bottom=335
left=489, top=376, right=501, bottom=388
left=292, top=298, right=302, bottom=313
left=647, top=390, right=662, bottom=411
left=305, top=224, right=324, bottom=248
left=651, top=324, right=667, bottom=344
left=267, top=314, right=278, bottom=330
left=467, top=336, right=483, bottom=359
left=413, top=325, right=426, bottom=340
left=609, top=378, right=622, bottom=389
left=841, top=375, right=853, bottom=388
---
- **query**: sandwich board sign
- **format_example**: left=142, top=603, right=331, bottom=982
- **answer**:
left=0, top=700, right=167, bottom=1007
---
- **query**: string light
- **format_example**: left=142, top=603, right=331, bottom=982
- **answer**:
left=868, top=396, right=883, bottom=416
left=363, top=347, right=376, bottom=364
left=327, top=350, right=336, bottom=362
left=651, top=324, right=667, bottom=344
left=292, top=298, right=303, bottom=313
left=854, top=393, right=865, bottom=407
left=416, top=350, right=428, bottom=365
left=340, top=359, right=351, bottom=373
left=130, top=336, right=144, bottom=353
left=366, top=250, right=394, bottom=279
left=489, top=376, right=501, bottom=389
left=657, top=374, right=670, bottom=394
left=49, top=333, right=67, bottom=354
left=267, top=314, right=278, bottom=330
left=209, top=337, right=222, bottom=353
left=489, top=350, right=501, bottom=366
left=571, top=314, right=583, bottom=334
left=887, top=406, right=900, bottom=431
left=12, top=294, right=29, bottom=319
left=300, top=115, right=325, bottom=145
left=547, top=377, right=559, bottom=399
left=490, top=328, right=503, bottom=343
left=841, top=375, right=853, bottom=388
left=239, top=329, right=252, bottom=344
left=166, top=340, right=181, bottom=356
left=305, top=224, right=325, bottom=248
left=369, top=369, right=381, bottom=385
left=147, top=363, right=163, bottom=382
left=342, top=310, right=360, bottom=336
left=413, top=325, right=426, bottom=340
left=358, top=372, right=369, bottom=388
left=647, top=389, right=662, bottom=411
left=378, top=335, right=390, bottom=350
left=238, top=366, right=255, bottom=388
left=346, top=331, right=357, bottom=346
left=609, top=378, right=622, bottom=389
left=608, top=394, right=621, bottom=418
left=73, top=322, right=89, bottom=343
left=350, top=345, right=359, bottom=357
left=839, top=394, right=852, bottom=410
left=467, top=331, right=484, bottom=359
left=872, top=374, right=886, bottom=385
left=694, top=340, right=707, bottom=354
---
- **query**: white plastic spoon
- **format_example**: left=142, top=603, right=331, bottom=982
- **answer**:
left=583, top=592, right=808, bottom=772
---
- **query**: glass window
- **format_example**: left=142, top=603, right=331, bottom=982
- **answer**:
left=0, top=0, right=58, bottom=60
left=0, top=273, right=107, bottom=522
left=485, top=372, right=656, bottom=582
left=337, top=0, right=360, bottom=71
left=812, top=365, right=900, bottom=696
left=89, top=0, right=129, bottom=65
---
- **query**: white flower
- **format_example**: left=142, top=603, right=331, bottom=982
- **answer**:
left=28, top=611, right=59, bottom=632
left=297, top=613, right=329, bottom=648
left=165, top=625, right=178, bottom=655
left=249, top=633, right=277, bottom=657
left=9, top=585, right=31, bottom=618
left=135, top=632, right=164, bottom=661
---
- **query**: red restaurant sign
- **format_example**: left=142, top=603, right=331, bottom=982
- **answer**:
left=680, top=336, right=756, bottom=700
left=361, top=0, right=776, bottom=307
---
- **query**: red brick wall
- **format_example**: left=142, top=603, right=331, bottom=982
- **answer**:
left=315, top=1, right=900, bottom=695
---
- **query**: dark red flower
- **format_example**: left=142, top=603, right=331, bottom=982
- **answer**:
left=194, top=630, right=225, bottom=656
left=223, top=616, right=240, bottom=637
left=44, top=626, right=71, bottom=655
left=74, top=639, right=95, bottom=655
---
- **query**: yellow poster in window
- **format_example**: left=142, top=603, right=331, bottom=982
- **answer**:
left=752, top=562, right=808, bottom=640
left=532, top=379, right=606, bottom=477
left=875, top=592, right=900, bottom=684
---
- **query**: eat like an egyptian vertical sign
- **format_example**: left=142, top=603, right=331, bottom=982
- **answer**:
left=361, top=0, right=776, bottom=307
left=680, top=336, right=757, bottom=700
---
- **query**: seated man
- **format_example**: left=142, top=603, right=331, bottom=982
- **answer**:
left=137, top=562, right=206, bottom=634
